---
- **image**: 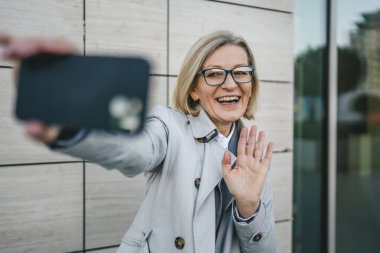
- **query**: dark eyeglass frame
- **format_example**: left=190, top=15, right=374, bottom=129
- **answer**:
left=197, top=65, right=255, bottom=86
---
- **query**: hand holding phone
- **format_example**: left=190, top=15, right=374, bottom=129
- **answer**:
left=1, top=34, right=80, bottom=144
left=16, top=54, right=150, bottom=134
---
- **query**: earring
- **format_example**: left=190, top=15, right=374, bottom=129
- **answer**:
left=192, top=96, right=199, bottom=102
left=190, top=96, right=199, bottom=106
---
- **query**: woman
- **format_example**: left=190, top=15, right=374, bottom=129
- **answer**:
left=1, top=31, right=276, bottom=252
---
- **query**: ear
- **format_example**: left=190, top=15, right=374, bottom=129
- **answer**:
left=190, top=89, right=199, bottom=101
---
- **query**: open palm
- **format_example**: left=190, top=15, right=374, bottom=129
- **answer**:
left=222, top=126, right=274, bottom=218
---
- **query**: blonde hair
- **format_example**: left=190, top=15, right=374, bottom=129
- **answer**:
left=172, top=30, right=259, bottom=119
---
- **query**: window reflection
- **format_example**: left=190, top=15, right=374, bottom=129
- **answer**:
left=337, top=7, right=380, bottom=253
left=293, top=45, right=326, bottom=253
left=293, top=0, right=328, bottom=251
left=294, top=1, right=380, bottom=252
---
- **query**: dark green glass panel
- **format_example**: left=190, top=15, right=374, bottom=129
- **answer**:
left=293, top=0, right=327, bottom=252
left=336, top=1, right=380, bottom=252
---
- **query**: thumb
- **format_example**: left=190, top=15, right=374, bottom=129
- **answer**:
left=222, top=151, right=232, bottom=177
left=25, top=121, right=60, bottom=145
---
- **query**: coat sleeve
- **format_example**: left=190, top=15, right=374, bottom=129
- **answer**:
left=56, top=106, right=170, bottom=177
left=232, top=165, right=277, bottom=253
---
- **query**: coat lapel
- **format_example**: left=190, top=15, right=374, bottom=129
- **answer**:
left=187, top=108, right=240, bottom=252
left=196, top=141, right=225, bottom=212
left=187, top=109, right=237, bottom=215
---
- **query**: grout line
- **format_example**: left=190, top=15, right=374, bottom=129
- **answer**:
left=273, top=149, right=293, bottom=154
left=166, top=0, right=170, bottom=105
left=83, top=160, right=86, bottom=251
left=149, top=74, right=177, bottom=77
left=275, top=218, right=293, bottom=223
left=0, top=66, right=291, bottom=84
left=150, top=73, right=292, bottom=85
left=85, top=245, right=120, bottom=252
left=207, top=0, right=292, bottom=14
left=260, top=79, right=292, bottom=84
left=83, top=0, right=86, bottom=56
left=0, top=161, right=83, bottom=168
left=66, top=244, right=120, bottom=253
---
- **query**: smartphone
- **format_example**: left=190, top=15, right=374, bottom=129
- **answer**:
left=15, top=54, right=150, bottom=133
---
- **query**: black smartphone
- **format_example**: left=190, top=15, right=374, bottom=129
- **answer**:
left=15, top=54, right=150, bottom=133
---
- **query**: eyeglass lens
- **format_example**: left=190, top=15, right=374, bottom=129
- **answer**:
left=203, top=66, right=253, bottom=85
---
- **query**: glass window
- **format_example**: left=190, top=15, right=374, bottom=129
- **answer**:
left=336, top=1, right=380, bottom=252
left=293, top=0, right=328, bottom=252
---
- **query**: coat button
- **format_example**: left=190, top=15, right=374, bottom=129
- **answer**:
left=194, top=178, right=201, bottom=189
left=253, top=233, right=262, bottom=242
left=175, top=237, right=185, bottom=249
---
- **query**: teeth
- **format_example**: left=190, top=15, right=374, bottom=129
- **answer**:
left=217, top=96, right=239, bottom=102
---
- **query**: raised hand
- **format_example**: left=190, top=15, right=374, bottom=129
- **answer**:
left=222, top=126, right=274, bottom=218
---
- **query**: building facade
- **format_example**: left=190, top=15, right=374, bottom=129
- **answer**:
left=0, top=1, right=294, bottom=252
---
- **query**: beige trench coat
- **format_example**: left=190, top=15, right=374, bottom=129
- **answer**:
left=60, top=105, right=276, bottom=253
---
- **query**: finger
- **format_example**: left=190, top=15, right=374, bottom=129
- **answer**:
left=237, top=127, right=248, bottom=156
left=221, top=151, right=232, bottom=177
left=38, top=39, right=79, bottom=55
left=3, top=38, right=78, bottom=60
left=13, top=61, right=20, bottom=88
left=25, top=121, right=44, bottom=138
left=254, top=131, right=265, bottom=160
left=0, top=33, right=13, bottom=46
left=25, top=121, right=60, bottom=144
left=262, top=142, right=274, bottom=166
left=246, top=125, right=257, bottom=156
left=2, top=40, right=39, bottom=59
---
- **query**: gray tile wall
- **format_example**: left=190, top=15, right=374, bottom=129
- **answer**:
left=0, top=0, right=293, bottom=252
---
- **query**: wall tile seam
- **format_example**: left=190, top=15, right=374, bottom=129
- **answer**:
left=64, top=222, right=291, bottom=253
left=0, top=67, right=177, bottom=78
left=275, top=218, right=293, bottom=223
left=206, top=0, right=293, bottom=14
left=273, top=149, right=293, bottom=154
left=0, top=68, right=294, bottom=84
left=0, top=70, right=294, bottom=86
left=0, top=151, right=291, bottom=168
left=83, top=0, right=86, bottom=57
left=65, top=244, right=119, bottom=253
left=71, top=223, right=293, bottom=253
left=82, top=159, right=86, bottom=251
left=261, top=80, right=293, bottom=85
left=164, top=76, right=294, bottom=84
left=166, top=0, right=170, bottom=106
left=0, top=161, right=83, bottom=168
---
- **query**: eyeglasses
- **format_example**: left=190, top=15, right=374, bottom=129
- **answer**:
left=197, top=65, right=255, bottom=86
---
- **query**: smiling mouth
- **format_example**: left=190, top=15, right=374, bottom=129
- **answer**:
left=216, top=96, right=240, bottom=104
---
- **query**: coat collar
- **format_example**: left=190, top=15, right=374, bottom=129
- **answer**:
left=187, top=108, right=219, bottom=143
left=187, top=107, right=245, bottom=144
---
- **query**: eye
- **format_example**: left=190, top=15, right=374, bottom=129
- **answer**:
left=233, top=67, right=252, bottom=77
left=205, top=69, right=225, bottom=78
left=234, top=71, right=249, bottom=76
left=233, top=70, right=251, bottom=78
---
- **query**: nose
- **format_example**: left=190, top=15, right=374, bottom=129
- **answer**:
left=221, top=73, right=238, bottom=89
